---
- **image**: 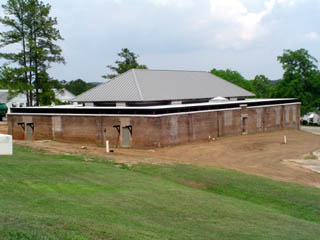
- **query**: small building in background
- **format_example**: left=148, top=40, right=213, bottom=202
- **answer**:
left=52, top=89, right=77, bottom=105
left=0, top=89, right=76, bottom=113
left=0, top=90, right=27, bottom=112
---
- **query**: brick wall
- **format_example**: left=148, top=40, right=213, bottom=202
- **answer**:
left=8, top=103, right=300, bottom=148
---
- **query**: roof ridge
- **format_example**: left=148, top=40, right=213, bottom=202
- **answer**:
left=132, top=69, right=144, bottom=101
left=133, top=69, right=209, bottom=73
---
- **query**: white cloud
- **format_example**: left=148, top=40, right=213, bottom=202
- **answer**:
left=305, top=32, right=319, bottom=41
left=209, top=0, right=276, bottom=42
left=277, top=0, right=302, bottom=6
left=149, top=0, right=195, bottom=8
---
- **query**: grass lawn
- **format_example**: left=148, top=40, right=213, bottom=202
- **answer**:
left=0, top=145, right=319, bottom=240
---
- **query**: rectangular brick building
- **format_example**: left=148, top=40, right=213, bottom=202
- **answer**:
left=7, top=70, right=300, bottom=148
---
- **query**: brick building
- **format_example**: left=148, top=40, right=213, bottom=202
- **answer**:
left=7, top=69, right=300, bottom=148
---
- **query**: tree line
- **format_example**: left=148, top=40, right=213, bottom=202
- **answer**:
left=211, top=48, right=320, bottom=115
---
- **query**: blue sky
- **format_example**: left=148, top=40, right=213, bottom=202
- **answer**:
left=1, top=0, right=320, bottom=82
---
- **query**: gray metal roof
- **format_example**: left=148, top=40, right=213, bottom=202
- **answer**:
left=73, top=69, right=255, bottom=102
left=0, top=90, right=9, bottom=103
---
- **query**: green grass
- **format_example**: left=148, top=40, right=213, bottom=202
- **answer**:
left=131, top=164, right=320, bottom=223
left=0, top=145, right=320, bottom=239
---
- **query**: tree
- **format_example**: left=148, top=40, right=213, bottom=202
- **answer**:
left=252, top=75, right=273, bottom=98
left=0, top=0, right=65, bottom=106
left=60, top=79, right=100, bottom=96
left=0, top=65, right=10, bottom=89
left=63, top=79, right=91, bottom=96
left=210, top=68, right=253, bottom=92
left=102, top=48, right=147, bottom=79
left=0, top=65, right=27, bottom=100
left=26, top=0, right=65, bottom=105
left=274, top=49, right=320, bottom=114
left=0, top=0, right=30, bottom=104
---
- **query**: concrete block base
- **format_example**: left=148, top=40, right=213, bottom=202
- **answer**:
left=0, top=134, right=13, bottom=155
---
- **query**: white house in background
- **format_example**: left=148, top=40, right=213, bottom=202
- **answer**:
left=0, top=90, right=27, bottom=112
left=0, top=89, right=77, bottom=113
left=52, top=89, right=76, bottom=105
left=302, top=112, right=320, bottom=125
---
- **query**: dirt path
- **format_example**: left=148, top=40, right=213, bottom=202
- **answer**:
left=14, top=129, right=320, bottom=188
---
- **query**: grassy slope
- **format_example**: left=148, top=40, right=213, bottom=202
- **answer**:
left=131, top=164, right=320, bottom=223
left=0, top=146, right=319, bottom=240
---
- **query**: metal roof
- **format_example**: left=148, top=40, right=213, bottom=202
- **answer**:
left=73, top=69, right=255, bottom=102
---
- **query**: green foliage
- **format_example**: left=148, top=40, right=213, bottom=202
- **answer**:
left=60, top=79, right=98, bottom=96
left=211, top=49, right=320, bottom=115
left=0, top=0, right=65, bottom=106
left=0, top=145, right=320, bottom=239
left=210, top=69, right=272, bottom=98
left=132, top=163, right=320, bottom=223
left=278, top=49, right=318, bottom=76
left=252, top=75, right=273, bottom=98
left=210, top=68, right=254, bottom=92
left=274, top=49, right=320, bottom=115
left=35, top=70, right=63, bottom=106
left=0, top=65, right=30, bottom=99
left=0, top=65, right=12, bottom=89
left=102, top=48, right=147, bottom=79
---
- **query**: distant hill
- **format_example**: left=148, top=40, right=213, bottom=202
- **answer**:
left=88, top=82, right=103, bottom=87
left=271, top=79, right=282, bottom=86
left=63, top=79, right=104, bottom=96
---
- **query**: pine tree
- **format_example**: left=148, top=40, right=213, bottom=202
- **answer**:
left=102, top=48, right=147, bottom=79
left=0, top=0, right=65, bottom=106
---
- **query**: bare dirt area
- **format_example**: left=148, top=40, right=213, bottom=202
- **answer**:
left=16, top=140, right=171, bottom=166
left=14, top=129, right=320, bottom=188
left=0, top=121, right=8, bottom=134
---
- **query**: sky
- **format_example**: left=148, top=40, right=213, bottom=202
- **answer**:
left=1, top=0, right=320, bottom=82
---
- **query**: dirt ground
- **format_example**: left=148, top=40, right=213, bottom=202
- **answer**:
left=12, top=127, right=320, bottom=188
